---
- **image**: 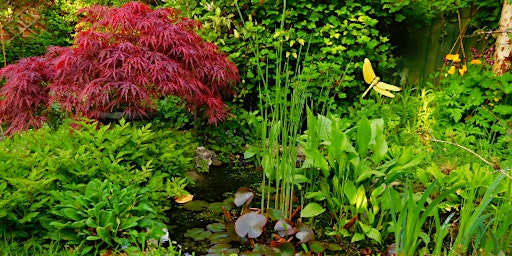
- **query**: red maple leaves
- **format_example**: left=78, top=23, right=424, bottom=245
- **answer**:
left=0, top=1, right=239, bottom=135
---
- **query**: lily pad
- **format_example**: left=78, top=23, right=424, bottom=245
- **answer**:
left=295, top=223, right=314, bottom=243
left=208, top=202, right=233, bottom=213
left=234, top=187, right=255, bottom=207
left=274, top=219, right=297, bottom=237
left=235, top=211, right=267, bottom=238
left=208, top=244, right=239, bottom=254
left=184, top=228, right=212, bottom=241
left=182, top=200, right=209, bottom=211
left=208, top=231, right=232, bottom=244
left=206, top=223, right=226, bottom=232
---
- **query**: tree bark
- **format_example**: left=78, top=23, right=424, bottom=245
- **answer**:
left=493, top=0, right=512, bottom=75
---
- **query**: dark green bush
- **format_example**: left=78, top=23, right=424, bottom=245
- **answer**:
left=47, top=179, right=166, bottom=254
left=0, top=120, right=196, bottom=244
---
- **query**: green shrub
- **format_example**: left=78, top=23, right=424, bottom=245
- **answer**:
left=47, top=179, right=166, bottom=254
left=434, top=62, right=512, bottom=163
left=0, top=120, right=196, bottom=244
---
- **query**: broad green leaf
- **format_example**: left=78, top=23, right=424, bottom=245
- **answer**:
left=303, top=148, right=330, bottom=177
left=243, top=145, right=258, bottom=159
left=99, top=210, right=114, bottom=227
left=371, top=118, right=388, bottom=163
left=344, top=181, right=357, bottom=205
left=86, top=217, right=98, bottom=228
left=261, top=152, right=274, bottom=179
left=19, top=211, right=39, bottom=224
left=366, top=228, right=382, bottom=243
left=121, top=216, right=141, bottom=230
left=86, top=235, right=101, bottom=241
left=355, top=186, right=368, bottom=211
left=96, top=226, right=112, bottom=246
left=351, top=232, right=365, bottom=243
left=356, top=117, right=372, bottom=157
left=358, top=222, right=371, bottom=233
left=300, top=203, right=325, bottom=218
left=50, top=221, right=68, bottom=229
left=61, top=208, right=82, bottom=221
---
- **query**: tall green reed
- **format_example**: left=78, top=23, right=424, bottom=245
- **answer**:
left=246, top=0, right=310, bottom=218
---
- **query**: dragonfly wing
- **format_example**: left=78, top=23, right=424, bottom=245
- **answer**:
left=375, top=82, right=401, bottom=91
left=363, top=58, right=377, bottom=84
left=373, top=84, right=396, bottom=98
left=362, top=83, right=374, bottom=98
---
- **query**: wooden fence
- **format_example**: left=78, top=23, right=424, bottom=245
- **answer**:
left=0, top=1, right=45, bottom=42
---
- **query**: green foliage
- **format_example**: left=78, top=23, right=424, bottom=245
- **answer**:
left=193, top=106, right=256, bottom=164
left=298, top=111, right=425, bottom=244
left=0, top=1, right=74, bottom=64
left=47, top=179, right=166, bottom=254
left=0, top=120, right=195, bottom=244
left=380, top=0, right=502, bottom=26
left=166, top=0, right=397, bottom=116
left=154, top=96, right=193, bottom=130
left=435, top=64, right=512, bottom=161
left=389, top=180, right=462, bottom=255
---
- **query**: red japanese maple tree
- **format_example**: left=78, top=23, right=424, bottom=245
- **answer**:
left=0, top=2, right=239, bottom=135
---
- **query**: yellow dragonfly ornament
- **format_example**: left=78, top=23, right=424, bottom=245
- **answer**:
left=361, top=58, right=401, bottom=98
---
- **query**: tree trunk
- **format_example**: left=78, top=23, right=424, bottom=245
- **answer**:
left=493, top=0, right=512, bottom=75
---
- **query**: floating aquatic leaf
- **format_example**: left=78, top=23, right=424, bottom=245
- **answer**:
left=208, top=202, right=233, bottom=213
left=208, top=244, right=236, bottom=254
left=234, top=211, right=267, bottom=238
left=274, top=219, right=297, bottom=237
left=206, top=223, right=226, bottom=232
left=234, top=187, right=254, bottom=207
left=184, top=228, right=211, bottom=241
left=182, top=200, right=209, bottom=211
left=295, top=223, right=314, bottom=243
left=208, top=231, right=232, bottom=244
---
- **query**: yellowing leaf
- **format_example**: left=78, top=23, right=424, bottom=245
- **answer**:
left=175, top=194, right=194, bottom=203
left=297, top=38, right=305, bottom=46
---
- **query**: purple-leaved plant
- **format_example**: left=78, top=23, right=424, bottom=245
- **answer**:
left=0, top=1, right=239, bottom=135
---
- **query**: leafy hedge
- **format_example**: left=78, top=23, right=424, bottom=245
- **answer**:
left=0, top=120, right=196, bottom=247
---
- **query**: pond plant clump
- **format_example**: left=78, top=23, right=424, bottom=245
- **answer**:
left=0, top=1, right=239, bottom=135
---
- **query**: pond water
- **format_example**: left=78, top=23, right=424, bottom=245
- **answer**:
left=166, top=165, right=262, bottom=254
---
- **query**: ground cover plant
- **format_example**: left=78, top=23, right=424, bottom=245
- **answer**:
left=0, top=119, right=196, bottom=254
left=1, top=0, right=512, bottom=255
